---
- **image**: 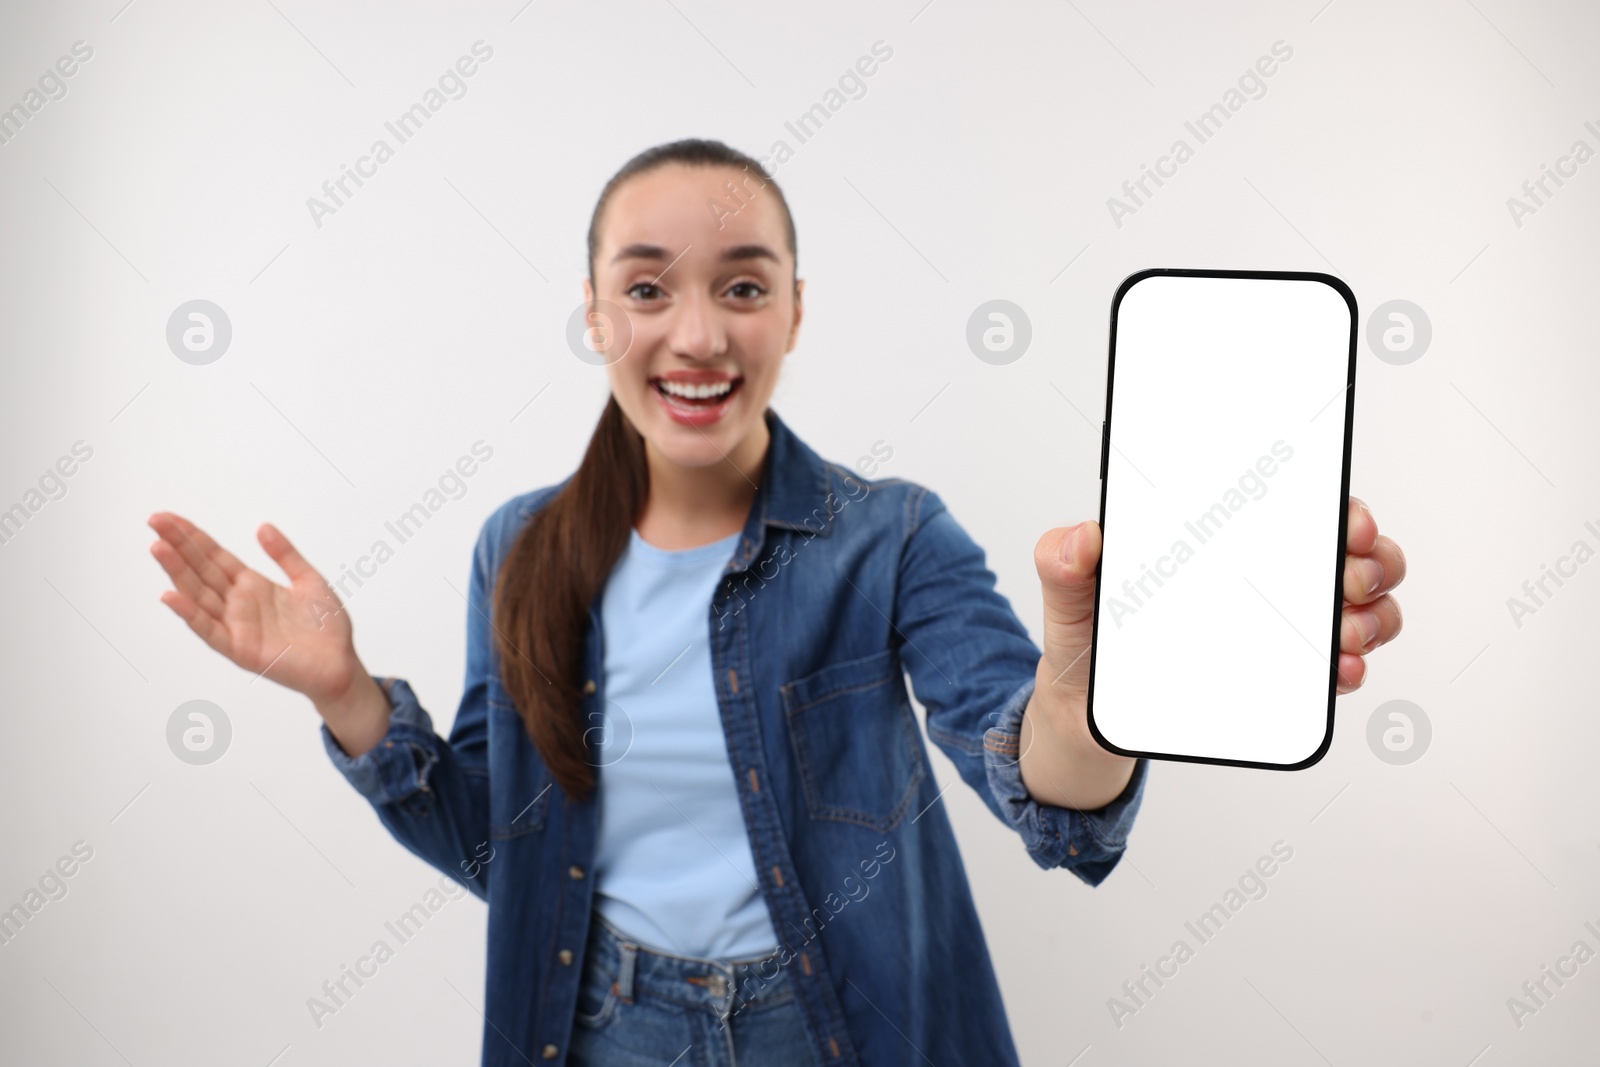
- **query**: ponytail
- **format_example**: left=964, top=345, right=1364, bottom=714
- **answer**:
left=491, top=394, right=647, bottom=799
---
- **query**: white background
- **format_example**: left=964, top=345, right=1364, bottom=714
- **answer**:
left=1, top=1, right=1597, bottom=1064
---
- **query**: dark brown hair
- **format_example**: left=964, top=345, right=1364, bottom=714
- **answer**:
left=491, top=139, right=798, bottom=800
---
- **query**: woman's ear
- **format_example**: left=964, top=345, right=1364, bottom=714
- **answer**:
left=582, top=277, right=594, bottom=304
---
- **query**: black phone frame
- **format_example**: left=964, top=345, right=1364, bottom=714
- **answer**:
left=1084, top=267, right=1359, bottom=772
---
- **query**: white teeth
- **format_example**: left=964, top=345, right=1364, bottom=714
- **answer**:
left=657, top=379, right=734, bottom=399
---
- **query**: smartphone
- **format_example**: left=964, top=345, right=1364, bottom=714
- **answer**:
left=1085, top=268, right=1358, bottom=770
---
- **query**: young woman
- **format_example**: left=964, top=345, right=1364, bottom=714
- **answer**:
left=148, top=139, right=1406, bottom=1066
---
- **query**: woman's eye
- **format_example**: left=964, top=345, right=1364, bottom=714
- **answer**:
left=727, top=282, right=765, bottom=300
left=626, top=282, right=662, bottom=301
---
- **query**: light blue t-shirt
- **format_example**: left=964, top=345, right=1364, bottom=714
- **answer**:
left=590, top=526, right=779, bottom=960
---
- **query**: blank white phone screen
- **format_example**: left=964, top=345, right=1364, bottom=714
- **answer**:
left=1089, top=272, right=1355, bottom=768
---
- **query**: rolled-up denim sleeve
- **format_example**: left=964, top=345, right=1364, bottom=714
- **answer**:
left=321, top=676, right=442, bottom=807
left=895, top=484, right=1149, bottom=887
left=981, top=673, right=1149, bottom=884
left=315, top=506, right=506, bottom=901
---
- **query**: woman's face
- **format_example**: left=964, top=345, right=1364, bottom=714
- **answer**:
left=586, top=162, right=803, bottom=472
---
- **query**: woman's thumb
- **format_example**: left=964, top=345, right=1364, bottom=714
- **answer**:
left=258, top=523, right=320, bottom=584
left=1039, top=521, right=1102, bottom=591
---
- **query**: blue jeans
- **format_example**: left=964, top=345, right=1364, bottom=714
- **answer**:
left=568, top=911, right=822, bottom=1067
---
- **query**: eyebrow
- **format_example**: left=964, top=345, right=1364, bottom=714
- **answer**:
left=610, top=243, right=780, bottom=265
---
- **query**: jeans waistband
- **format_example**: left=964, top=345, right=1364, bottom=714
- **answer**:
left=584, top=910, right=794, bottom=1020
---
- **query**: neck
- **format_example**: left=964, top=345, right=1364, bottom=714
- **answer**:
left=636, top=414, right=770, bottom=549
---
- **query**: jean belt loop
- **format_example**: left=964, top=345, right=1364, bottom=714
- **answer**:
left=617, top=941, right=637, bottom=1003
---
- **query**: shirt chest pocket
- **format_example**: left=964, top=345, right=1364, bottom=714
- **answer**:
left=781, top=648, right=926, bottom=833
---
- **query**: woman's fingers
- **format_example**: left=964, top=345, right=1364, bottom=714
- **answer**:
left=167, top=512, right=247, bottom=580
left=1336, top=500, right=1404, bottom=695
left=258, top=523, right=320, bottom=585
left=157, top=512, right=247, bottom=581
left=148, top=513, right=240, bottom=600
left=1340, top=593, right=1403, bottom=655
left=147, top=515, right=226, bottom=599
left=1342, top=534, right=1407, bottom=605
left=159, top=588, right=234, bottom=660
left=149, top=538, right=226, bottom=622
left=1335, top=652, right=1366, bottom=694
left=1345, top=496, right=1378, bottom=555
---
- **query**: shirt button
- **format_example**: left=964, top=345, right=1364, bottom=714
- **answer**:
left=541, top=1044, right=558, bottom=1059
left=558, top=949, right=574, bottom=966
left=582, top=679, right=596, bottom=695
left=569, top=865, right=585, bottom=880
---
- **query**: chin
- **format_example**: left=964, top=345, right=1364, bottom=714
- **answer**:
left=651, top=433, right=738, bottom=469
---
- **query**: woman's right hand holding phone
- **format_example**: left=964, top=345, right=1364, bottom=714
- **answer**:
left=147, top=512, right=391, bottom=757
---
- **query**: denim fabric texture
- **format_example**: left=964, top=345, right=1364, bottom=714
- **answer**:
left=322, top=406, right=1150, bottom=1066
left=567, top=910, right=820, bottom=1067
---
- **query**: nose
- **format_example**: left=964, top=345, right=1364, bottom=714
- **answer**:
left=666, top=288, right=727, bottom=362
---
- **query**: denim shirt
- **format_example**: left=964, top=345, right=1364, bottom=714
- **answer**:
left=323, top=406, right=1149, bottom=1066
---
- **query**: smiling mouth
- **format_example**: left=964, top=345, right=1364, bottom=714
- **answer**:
left=651, top=376, right=744, bottom=410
